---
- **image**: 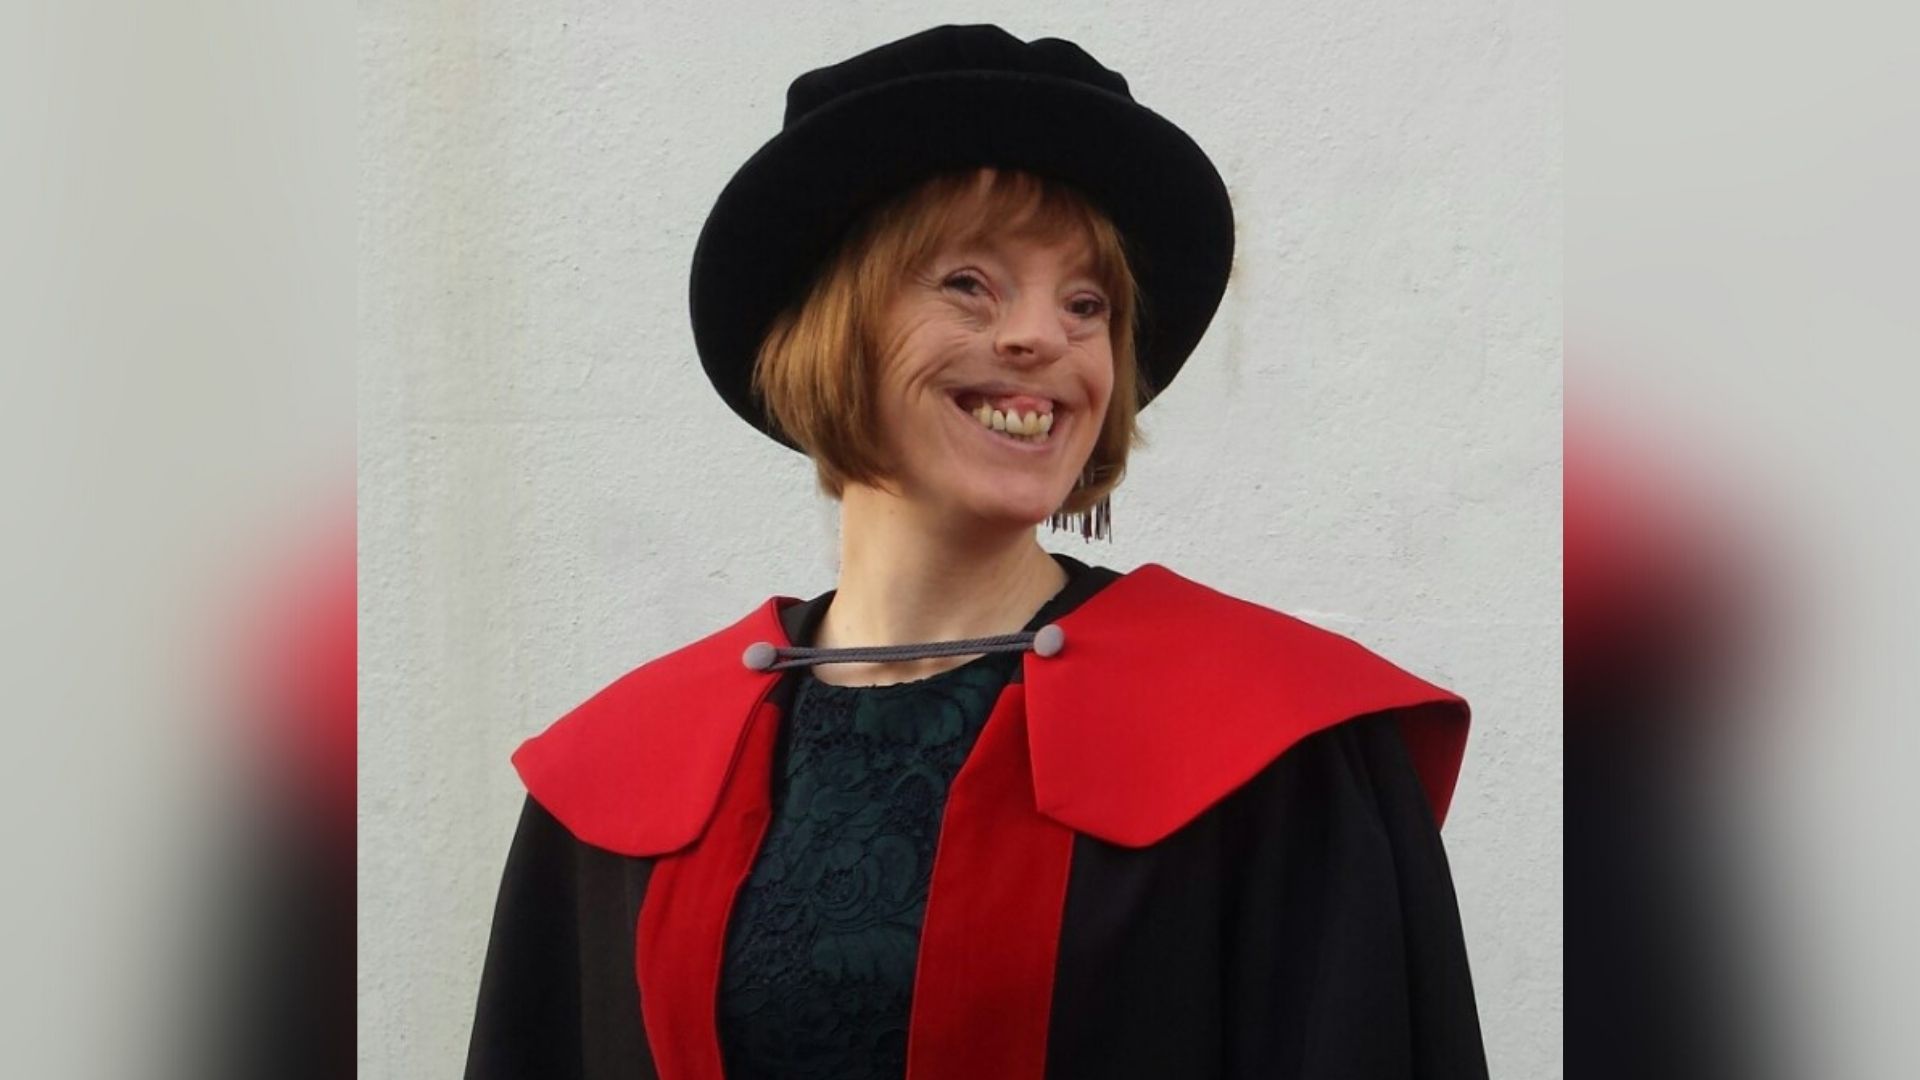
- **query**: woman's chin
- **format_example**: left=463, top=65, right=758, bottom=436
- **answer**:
left=952, top=491, right=1066, bottom=531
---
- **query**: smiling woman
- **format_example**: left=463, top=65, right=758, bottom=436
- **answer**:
left=464, top=23, right=1489, bottom=1080
left=752, top=167, right=1146, bottom=534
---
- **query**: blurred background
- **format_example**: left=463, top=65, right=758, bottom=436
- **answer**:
left=1, top=2, right=353, bottom=1078
left=1567, top=3, right=1920, bottom=1077
left=19, top=0, right=1916, bottom=1077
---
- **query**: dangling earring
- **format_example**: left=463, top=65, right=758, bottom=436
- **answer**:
left=1048, top=467, right=1113, bottom=542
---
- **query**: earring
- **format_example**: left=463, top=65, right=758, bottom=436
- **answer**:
left=1048, top=468, right=1113, bottom=542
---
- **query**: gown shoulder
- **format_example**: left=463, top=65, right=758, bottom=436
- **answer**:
left=1026, top=561, right=1474, bottom=846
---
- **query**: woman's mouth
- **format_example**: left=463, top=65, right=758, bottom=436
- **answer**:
left=949, top=390, right=1060, bottom=446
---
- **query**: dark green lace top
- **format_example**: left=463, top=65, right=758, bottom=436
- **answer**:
left=715, top=646, right=1022, bottom=1080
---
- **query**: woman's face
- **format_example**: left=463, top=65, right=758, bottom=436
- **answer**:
left=870, top=227, right=1115, bottom=532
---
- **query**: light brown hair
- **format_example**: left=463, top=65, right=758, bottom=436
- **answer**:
left=750, top=167, right=1147, bottom=515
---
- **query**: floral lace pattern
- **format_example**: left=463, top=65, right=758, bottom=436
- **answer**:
left=716, top=649, right=1019, bottom=1080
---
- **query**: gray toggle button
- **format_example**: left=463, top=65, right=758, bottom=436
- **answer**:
left=1033, top=623, right=1066, bottom=657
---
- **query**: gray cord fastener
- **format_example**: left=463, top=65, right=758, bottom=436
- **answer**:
left=743, top=623, right=1066, bottom=672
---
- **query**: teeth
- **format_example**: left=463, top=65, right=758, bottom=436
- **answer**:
left=963, top=398, right=1054, bottom=442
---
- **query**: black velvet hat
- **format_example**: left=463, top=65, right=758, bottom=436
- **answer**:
left=689, top=24, right=1235, bottom=452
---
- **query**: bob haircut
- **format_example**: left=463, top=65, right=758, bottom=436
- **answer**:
left=751, top=166, right=1147, bottom=517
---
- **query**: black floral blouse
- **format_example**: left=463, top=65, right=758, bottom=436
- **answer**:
left=715, top=647, right=1021, bottom=1080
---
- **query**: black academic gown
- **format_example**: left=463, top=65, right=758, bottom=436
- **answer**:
left=466, top=555, right=1490, bottom=1079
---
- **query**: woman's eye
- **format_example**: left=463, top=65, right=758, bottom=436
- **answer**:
left=1069, top=295, right=1109, bottom=318
left=942, top=272, right=988, bottom=296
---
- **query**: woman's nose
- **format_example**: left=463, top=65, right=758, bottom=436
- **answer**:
left=994, top=291, right=1069, bottom=363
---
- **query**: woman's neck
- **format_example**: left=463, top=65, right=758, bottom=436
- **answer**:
left=812, top=485, right=1069, bottom=687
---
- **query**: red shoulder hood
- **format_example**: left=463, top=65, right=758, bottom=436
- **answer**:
left=512, top=562, right=1471, bottom=855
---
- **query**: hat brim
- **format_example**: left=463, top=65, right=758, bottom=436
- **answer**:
left=690, top=70, right=1235, bottom=452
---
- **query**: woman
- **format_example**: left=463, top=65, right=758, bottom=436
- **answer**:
left=466, top=24, right=1488, bottom=1080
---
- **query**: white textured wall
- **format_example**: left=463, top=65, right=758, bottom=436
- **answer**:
left=359, top=3, right=1562, bottom=1077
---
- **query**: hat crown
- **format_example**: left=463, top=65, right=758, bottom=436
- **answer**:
left=784, top=23, right=1132, bottom=128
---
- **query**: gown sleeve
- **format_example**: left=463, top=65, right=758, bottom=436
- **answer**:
left=1221, top=710, right=1491, bottom=1080
left=463, top=795, right=660, bottom=1080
